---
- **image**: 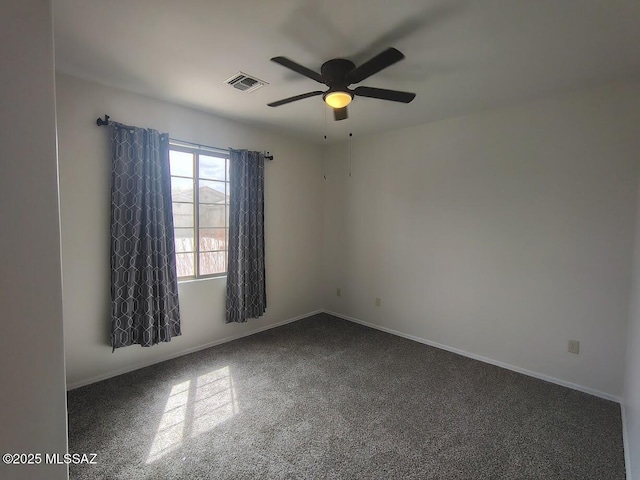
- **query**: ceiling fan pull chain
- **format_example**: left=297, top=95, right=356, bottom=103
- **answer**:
left=349, top=132, right=353, bottom=178
left=323, top=135, right=327, bottom=181
left=323, top=107, right=327, bottom=180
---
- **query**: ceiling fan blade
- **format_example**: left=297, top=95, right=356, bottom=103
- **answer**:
left=354, top=86, right=416, bottom=103
left=271, top=57, right=325, bottom=84
left=345, top=48, right=405, bottom=84
left=333, top=107, right=348, bottom=121
left=267, top=91, right=324, bottom=107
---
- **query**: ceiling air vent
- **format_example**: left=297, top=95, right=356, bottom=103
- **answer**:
left=224, top=72, right=268, bottom=93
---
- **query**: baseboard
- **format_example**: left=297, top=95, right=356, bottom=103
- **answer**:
left=622, top=403, right=632, bottom=480
left=66, top=309, right=323, bottom=390
left=325, top=310, right=621, bottom=403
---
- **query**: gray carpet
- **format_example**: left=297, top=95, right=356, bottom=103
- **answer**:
left=67, top=313, right=625, bottom=479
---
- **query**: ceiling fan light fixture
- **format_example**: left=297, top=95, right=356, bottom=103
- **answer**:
left=324, top=91, right=352, bottom=109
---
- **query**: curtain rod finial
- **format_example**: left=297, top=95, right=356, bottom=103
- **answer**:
left=96, top=114, right=110, bottom=126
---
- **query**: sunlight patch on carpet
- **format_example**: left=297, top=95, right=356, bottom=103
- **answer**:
left=146, top=366, right=238, bottom=463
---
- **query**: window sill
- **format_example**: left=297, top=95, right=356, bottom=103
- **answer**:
left=178, top=275, right=227, bottom=284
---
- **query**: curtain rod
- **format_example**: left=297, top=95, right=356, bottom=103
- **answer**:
left=96, top=114, right=274, bottom=160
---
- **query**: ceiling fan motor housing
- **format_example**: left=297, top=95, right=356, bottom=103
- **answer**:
left=321, top=58, right=356, bottom=106
left=320, top=58, right=356, bottom=86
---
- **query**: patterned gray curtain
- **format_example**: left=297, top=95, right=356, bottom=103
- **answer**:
left=110, top=122, right=181, bottom=349
left=226, top=149, right=266, bottom=323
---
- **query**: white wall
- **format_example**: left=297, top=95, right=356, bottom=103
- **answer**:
left=56, top=74, right=324, bottom=388
left=323, top=83, right=640, bottom=399
left=0, top=1, right=68, bottom=479
left=624, top=167, right=640, bottom=478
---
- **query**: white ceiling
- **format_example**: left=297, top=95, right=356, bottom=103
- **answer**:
left=53, top=0, right=640, bottom=143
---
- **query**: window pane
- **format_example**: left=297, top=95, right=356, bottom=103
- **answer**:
left=172, top=202, right=194, bottom=228
left=199, top=155, right=226, bottom=181
left=169, top=150, right=193, bottom=177
left=226, top=159, right=230, bottom=180
left=200, top=251, right=226, bottom=275
left=199, top=228, right=227, bottom=252
left=199, top=204, right=225, bottom=228
left=171, top=177, right=193, bottom=202
left=176, top=253, right=194, bottom=277
left=199, top=180, right=227, bottom=204
left=174, top=228, right=195, bottom=253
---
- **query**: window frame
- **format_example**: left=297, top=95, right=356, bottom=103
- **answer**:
left=169, top=142, right=230, bottom=281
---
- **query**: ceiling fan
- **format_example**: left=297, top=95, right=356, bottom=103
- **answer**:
left=267, top=47, right=416, bottom=121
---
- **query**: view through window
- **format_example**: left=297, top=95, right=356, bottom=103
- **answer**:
left=169, top=144, right=230, bottom=279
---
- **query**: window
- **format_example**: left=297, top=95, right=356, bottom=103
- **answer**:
left=169, top=143, right=230, bottom=279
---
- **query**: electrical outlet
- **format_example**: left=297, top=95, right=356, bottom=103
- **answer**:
left=375, top=297, right=381, bottom=307
left=568, top=340, right=580, bottom=355
left=336, top=288, right=341, bottom=297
